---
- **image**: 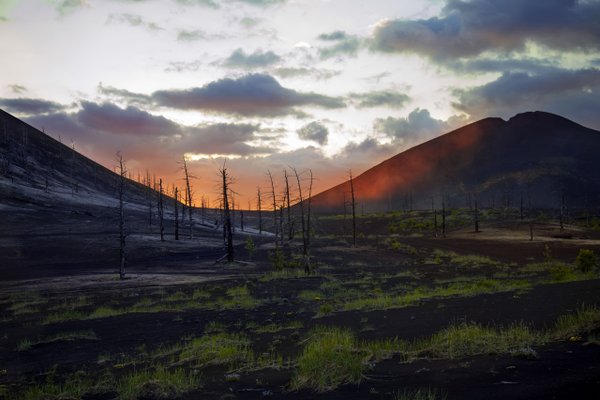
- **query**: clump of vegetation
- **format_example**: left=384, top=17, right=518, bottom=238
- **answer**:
left=393, top=388, right=446, bottom=400
left=179, top=333, right=251, bottom=368
left=17, top=330, right=97, bottom=351
left=291, top=326, right=365, bottom=391
left=575, top=249, right=599, bottom=273
left=419, top=322, right=538, bottom=359
left=551, top=305, right=600, bottom=340
left=118, top=366, right=200, bottom=400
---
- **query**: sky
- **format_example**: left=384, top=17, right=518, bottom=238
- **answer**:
left=1, top=0, right=599, bottom=206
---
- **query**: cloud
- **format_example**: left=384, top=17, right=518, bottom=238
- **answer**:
left=374, top=108, right=448, bottom=142
left=165, top=60, right=204, bottom=72
left=50, top=0, right=87, bottom=16
left=175, top=0, right=219, bottom=8
left=234, top=0, right=286, bottom=6
left=76, top=101, right=179, bottom=137
left=452, top=67, right=600, bottom=128
left=177, top=29, right=205, bottom=41
left=175, top=123, right=272, bottom=156
left=98, top=84, right=152, bottom=107
left=239, top=17, right=261, bottom=28
left=318, top=30, right=349, bottom=41
left=318, top=31, right=361, bottom=59
left=370, top=0, right=600, bottom=61
left=107, top=13, right=163, bottom=32
left=7, top=84, right=27, bottom=94
left=152, top=73, right=345, bottom=117
left=350, top=90, right=410, bottom=109
left=297, top=121, right=329, bottom=145
left=222, top=48, right=281, bottom=69
left=0, top=98, right=64, bottom=115
left=272, top=67, right=340, bottom=80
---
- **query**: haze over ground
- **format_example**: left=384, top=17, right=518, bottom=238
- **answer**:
left=1, top=0, right=600, bottom=204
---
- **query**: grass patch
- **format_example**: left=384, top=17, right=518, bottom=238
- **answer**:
left=418, top=322, right=538, bottom=359
left=259, top=269, right=314, bottom=281
left=433, top=250, right=504, bottom=268
left=291, top=326, right=365, bottom=391
left=394, top=388, right=446, bottom=400
left=343, top=279, right=531, bottom=312
left=254, top=321, right=303, bottom=334
left=179, top=333, right=251, bottom=368
left=118, top=366, right=200, bottom=400
left=17, top=330, right=97, bottom=351
left=551, top=305, right=600, bottom=340
left=43, top=310, right=86, bottom=325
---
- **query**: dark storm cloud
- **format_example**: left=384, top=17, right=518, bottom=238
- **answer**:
left=0, top=98, right=64, bottom=115
left=222, top=49, right=281, bottom=68
left=152, top=73, right=345, bottom=117
left=25, top=100, right=271, bottom=166
left=371, top=0, right=600, bottom=61
left=76, top=101, right=179, bottom=137
left=350, top=90, right=410, bottom=109
left=452, top=67, right=600, bottom=128
left=297, top=121, right=329, bottom=145
left=107, top=13, right=163, bottom=31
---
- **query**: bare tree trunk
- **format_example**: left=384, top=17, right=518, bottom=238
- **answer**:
left=306, top=170, right=314, bottom=272
left=158, top=179, right=164, bottom=241
left=182, top=157, right=194, bottom=239
left=474, top=198, right=480, bottom=233
left=220, top=164, right=234, bottom=262
left=117, top=153, right=127, bottom=280
left=349, top=170, right=356, bottom=247
left=293, top=168, right=313, bottom=273
left=267, top=170, right=278, bottom=248
left=442, top=199, right=446, bottom=238
left=257, top=187, right=263, bottom=235
left=174, top=187, right=179, bottom=240
left=146, top=170, right=152, bottom=226
left=284, top=170, right=293, bottom=240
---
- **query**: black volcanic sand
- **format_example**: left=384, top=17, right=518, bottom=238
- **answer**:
left=1, top=213, right=600, bottom=399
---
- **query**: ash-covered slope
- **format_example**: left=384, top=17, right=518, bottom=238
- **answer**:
left=0, top=108, right=153, bottom=210
left=312, top=112, right=600, bottom=212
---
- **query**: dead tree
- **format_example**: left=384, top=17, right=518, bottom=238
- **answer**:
left=174, top=187, right=179, bottom=240
left=220, top=164, right=234, bottom=262
left=182, top=157, right=194, bottom=239
left=267, top=170, right=278, bottom=247
left=145, top=170, right=153, bottom=226
left=116, top=152, right=127, bottom=280
left=442, top=199, right=446, bottom=238
left=349, top=170, right=357, bottom=247
left=293, top=168, right=314, bottom=274
left=257, top=187, right=263, bottom=234
left=474, top=198, right=480, bottom=233
left=158, top=178, right=164, bottom=242
left=284, top=170, right=293, bottom=240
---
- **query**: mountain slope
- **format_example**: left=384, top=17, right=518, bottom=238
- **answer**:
left=311, top=111, right=600, bottom=212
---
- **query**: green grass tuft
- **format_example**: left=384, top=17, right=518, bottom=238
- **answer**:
left=291, top=326, right=365, bottom=391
